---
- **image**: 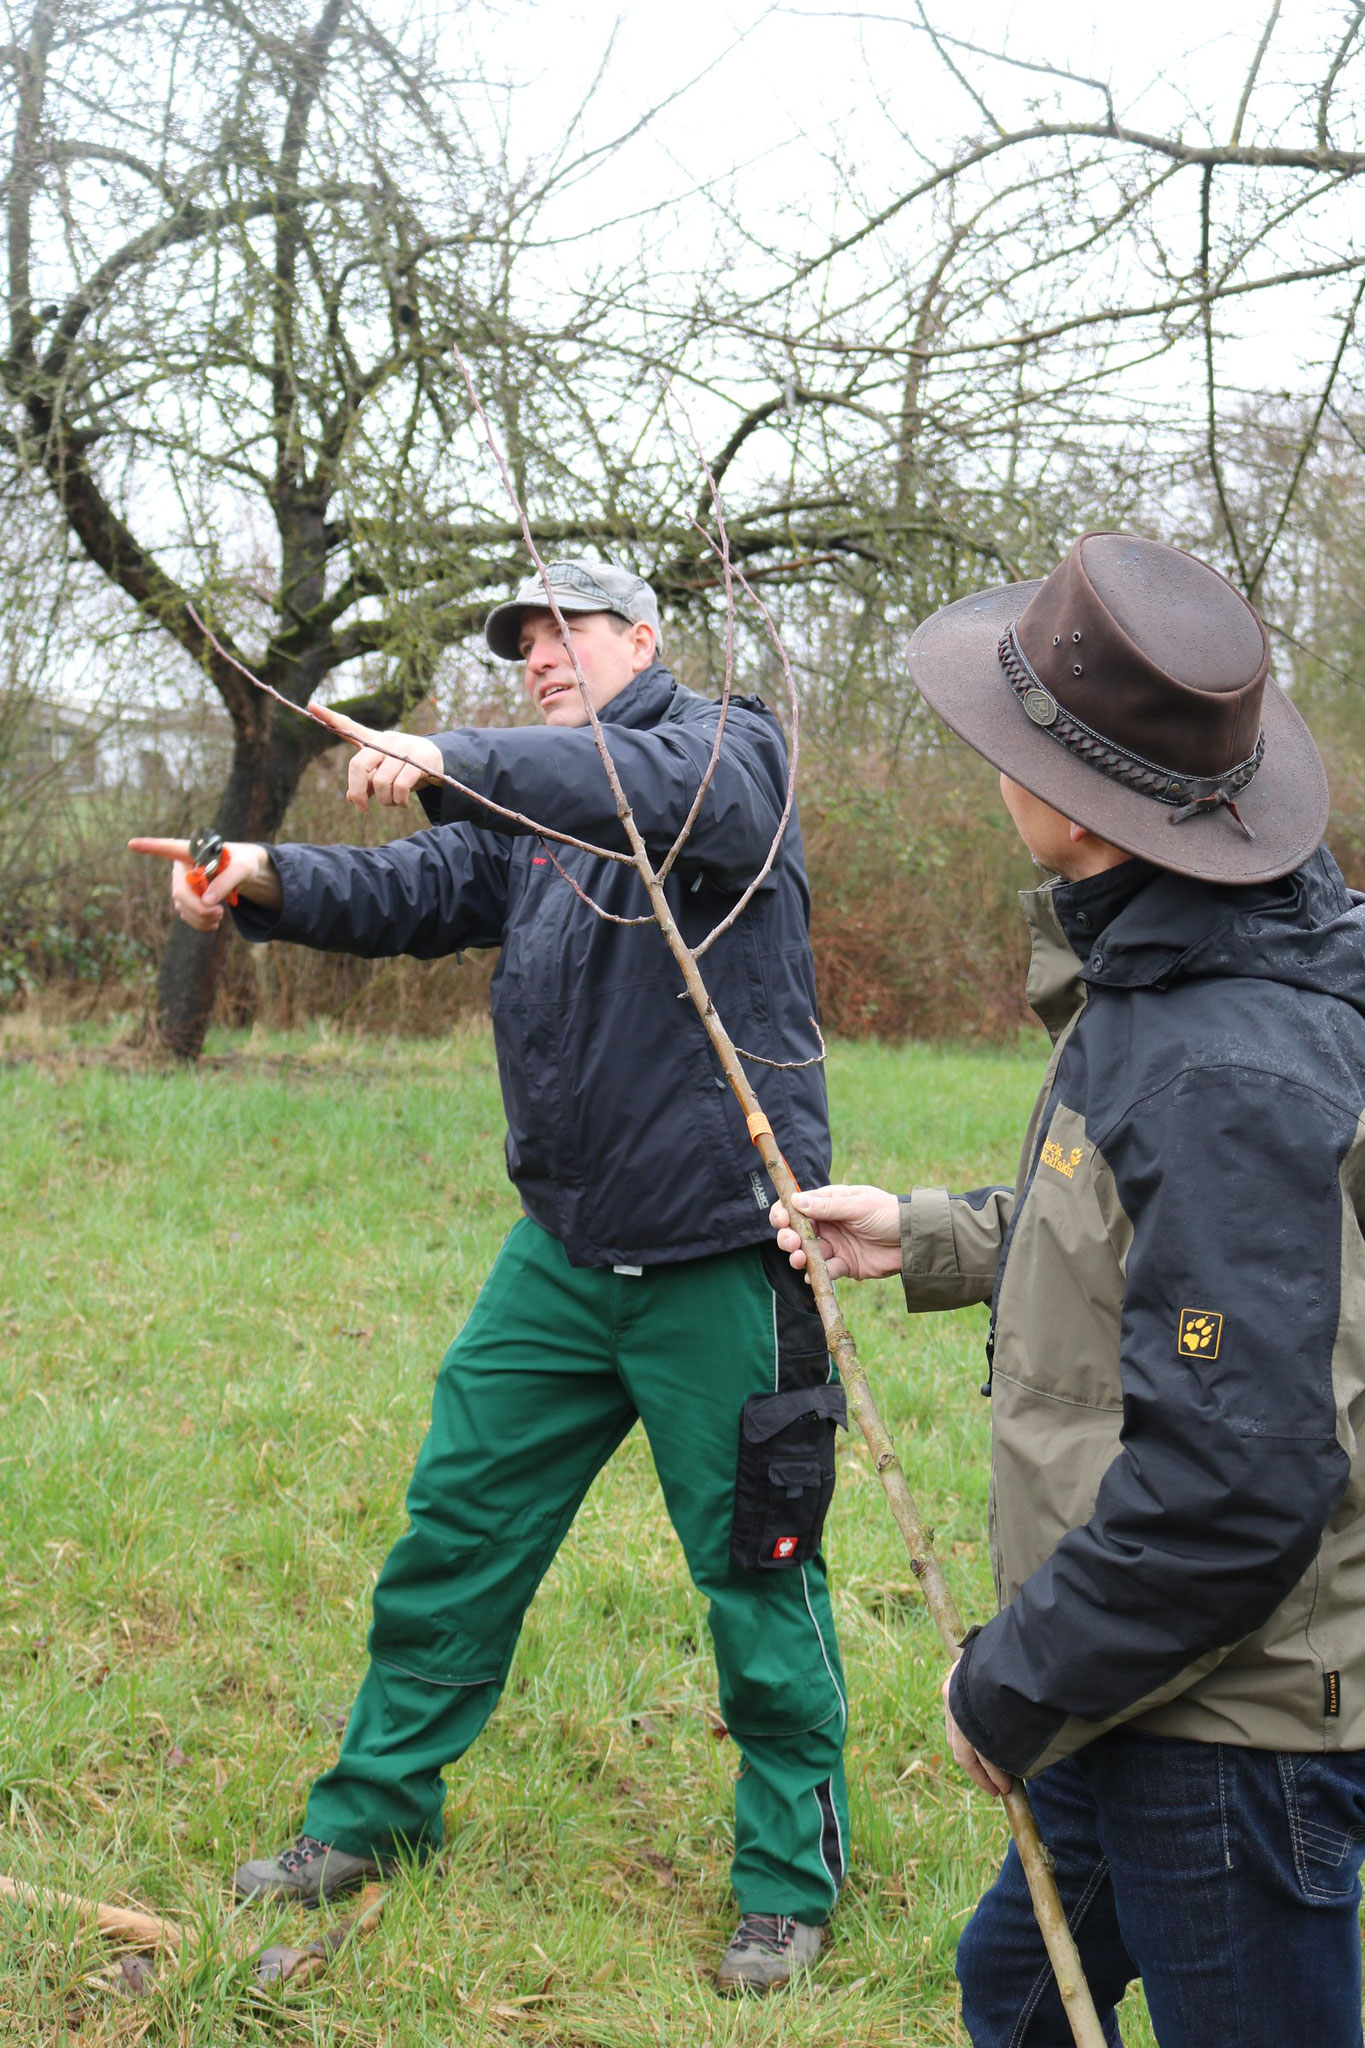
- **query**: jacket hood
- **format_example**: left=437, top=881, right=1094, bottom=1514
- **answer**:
left=1049, top=843, right=1365, bottom=1015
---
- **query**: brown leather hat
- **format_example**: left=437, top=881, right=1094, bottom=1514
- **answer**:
left=907, top=532, right=1328, bottom=883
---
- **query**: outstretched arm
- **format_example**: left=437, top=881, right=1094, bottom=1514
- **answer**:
left=131, top=824, right=510, bottom=961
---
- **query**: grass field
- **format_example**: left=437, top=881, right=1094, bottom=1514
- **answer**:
left=0, top=1018, right=1161, bottom=2047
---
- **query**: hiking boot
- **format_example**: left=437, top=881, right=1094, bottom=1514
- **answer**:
left=232, top=1833, right=388, bottom=1907
left=716, top=1912, right=823, bottom=1994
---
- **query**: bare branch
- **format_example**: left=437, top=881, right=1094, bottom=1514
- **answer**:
left=1229, top=2, right=1282, bottom=148
left=737, top=123, right=1365, bottom=315
left=186, top=605, right=634, bottom=864
left=1247, top=271, right=1365, bottom=597
left=685, top=523, right=802, bottom=962
left=653, top=386, right=738, bottom=890
left=1200, top=167, right=1250, bottom=588
left=911, top=0, right=1006, bottom=139
left=780, top=8, right=1117, bottom=123
left=731, top=1013, right=827, bottom=1070
left=1317, top=4, right=1365, bottom=148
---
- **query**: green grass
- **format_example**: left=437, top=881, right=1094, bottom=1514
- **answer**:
left=0, top=1019, right=1160, bottom=2046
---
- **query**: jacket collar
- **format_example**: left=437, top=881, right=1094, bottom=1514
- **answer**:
left=1018, top=862, right=1155, bottom=1041
left=1019, top=843, right=1352, bottom=1031
left=1051, top=859, right=1158, bottom=962
left=596, top=661, right=676, bottom=731
left=1018, top=882, right=1086, bottom=1043
left=1048, top=843, right=1347, bottom=993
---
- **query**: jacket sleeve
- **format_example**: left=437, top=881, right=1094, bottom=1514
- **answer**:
left=950, top=1066, right=1353, bottom=1778
left=423, top=706, right=784, bottom=890
left=230, top=824, right=510, bottom=958
left=900, top=1186, right=1014, bottom=1311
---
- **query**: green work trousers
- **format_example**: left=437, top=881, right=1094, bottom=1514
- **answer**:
left=305, top=1215, right=849, bottom=1921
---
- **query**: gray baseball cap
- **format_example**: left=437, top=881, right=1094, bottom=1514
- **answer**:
left=484, top=558, right=662, bottom=661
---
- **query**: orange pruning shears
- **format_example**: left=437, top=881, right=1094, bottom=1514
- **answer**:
left=185, top=828, right=238, bottom=905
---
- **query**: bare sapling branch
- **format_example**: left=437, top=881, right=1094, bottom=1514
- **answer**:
left=681, top=516, right=804, bottom=961
left=658, top=384, right=804, bottom=960
left=729, top=1013, right=828, bottom=1071
left=651, top=417, right=736, bottom=888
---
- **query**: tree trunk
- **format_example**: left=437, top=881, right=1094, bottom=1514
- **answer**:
left=154, top=711, right=316, bottom=1057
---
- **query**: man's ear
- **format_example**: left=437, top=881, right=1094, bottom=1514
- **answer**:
left=1067, top=816, right=1132, bottom=871
left=630, top=621, right=656, bottom=672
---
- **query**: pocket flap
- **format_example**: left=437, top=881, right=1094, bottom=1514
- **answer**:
left=740, top=1383, right=847, bottom=1443
left=767, top=1455, right=824, bottom=1491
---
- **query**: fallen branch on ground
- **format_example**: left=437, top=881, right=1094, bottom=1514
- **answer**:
left=0, top=1870, right=387, bottom=1993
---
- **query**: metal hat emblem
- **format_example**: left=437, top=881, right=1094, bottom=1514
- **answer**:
left=1023, top=686, right=1059, bottom=727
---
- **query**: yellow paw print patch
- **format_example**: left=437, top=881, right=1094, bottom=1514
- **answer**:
left=1177, top=1309, right=1223, bottom=1359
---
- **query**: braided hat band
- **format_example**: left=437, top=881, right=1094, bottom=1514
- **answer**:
left=998, top=623, right=1263, bottom=841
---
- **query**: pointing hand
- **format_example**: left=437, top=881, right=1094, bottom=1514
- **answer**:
left=128, top=838, right=279, bottom=930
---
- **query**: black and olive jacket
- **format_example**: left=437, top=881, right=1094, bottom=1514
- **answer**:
left=902, top=847, right=1365, bottom=1777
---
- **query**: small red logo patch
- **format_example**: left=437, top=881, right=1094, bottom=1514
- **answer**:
left=532, top=856, right=547, bottom=866
left=772, top=1536, right=799, bottom=1560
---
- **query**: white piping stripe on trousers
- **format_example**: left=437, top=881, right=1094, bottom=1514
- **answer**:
left=811, top=1779, right=846, bottom=1895
left=800, top=1562, right=847, bottom=1736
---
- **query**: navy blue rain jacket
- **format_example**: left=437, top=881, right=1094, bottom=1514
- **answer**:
left=233, top=662, right=831, bottom=1266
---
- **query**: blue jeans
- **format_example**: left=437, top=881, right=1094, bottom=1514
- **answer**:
left=957, top=1730, right=1365, bottom=2048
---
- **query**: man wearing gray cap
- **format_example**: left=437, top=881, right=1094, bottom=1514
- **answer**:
left=133, top=559, right=848, bottom=1994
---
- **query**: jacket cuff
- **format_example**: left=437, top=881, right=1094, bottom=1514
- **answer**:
left=421, top=731, right=489, bottom=826
left=900, top=1187, right=995, bottom=1312
left=229, top=846, right=288, bottom=944
left=949, top=1624, right=1065, bottom=1780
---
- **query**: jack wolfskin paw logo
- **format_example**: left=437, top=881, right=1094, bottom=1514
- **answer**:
left=1040, top=1138, right=1084, bottom=1179
left=1178, top=1309, right=1223, bottom=1359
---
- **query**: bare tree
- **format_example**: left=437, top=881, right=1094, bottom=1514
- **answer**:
left=658, top=4, right=1365, bottom=738
left=8, top=1, right=1365, bottom=1054
left=0, top=0, right=768, bottom=1051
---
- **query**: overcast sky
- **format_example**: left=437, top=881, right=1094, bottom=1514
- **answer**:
left=467, top=0, right=1360, bottom=417
left=500, top=0, right=1343, bottom=201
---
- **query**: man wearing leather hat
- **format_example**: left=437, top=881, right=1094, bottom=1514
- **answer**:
left=772, top=534, right=1365, bottom=2045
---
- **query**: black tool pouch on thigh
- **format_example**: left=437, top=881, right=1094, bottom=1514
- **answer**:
left=731, top=1382, right=847, bottom=1571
